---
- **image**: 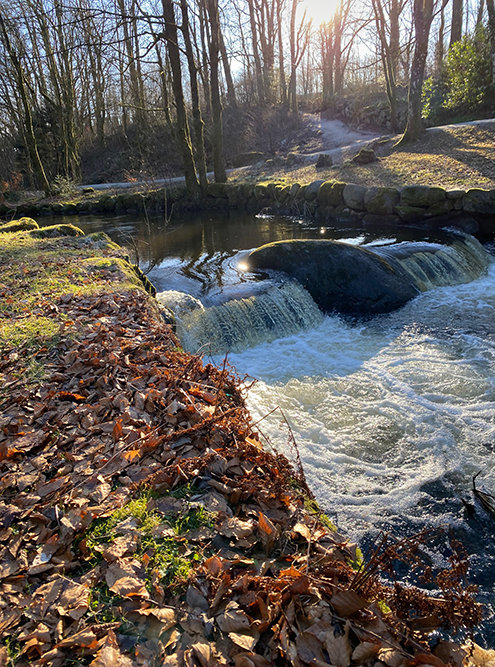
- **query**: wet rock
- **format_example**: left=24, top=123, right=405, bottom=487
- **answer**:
left=305, top=180, right=325, bottom=202
left=248, top=239, right=419, bottom=314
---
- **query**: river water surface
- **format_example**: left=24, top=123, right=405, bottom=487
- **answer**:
left=68, top=210, right=495, bottom=645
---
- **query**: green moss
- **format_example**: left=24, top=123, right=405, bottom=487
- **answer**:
left=29, top=223, right=84, bottom=238
left=0, top=217, right=39, bottom=233
left=81, top=490, right=212, bottom=586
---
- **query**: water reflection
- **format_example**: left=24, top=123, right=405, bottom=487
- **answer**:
left=48, top=210, right=469, bottom=301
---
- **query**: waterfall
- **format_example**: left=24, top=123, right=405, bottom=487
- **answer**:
left=179, top=282, right=324, bottom=354
left=373, top=234, right=491, bottom=292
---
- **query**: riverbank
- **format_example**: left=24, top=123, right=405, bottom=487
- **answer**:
left=0, top=221, right=489, bottom=665
left=2, top=124, right=495, bottom=242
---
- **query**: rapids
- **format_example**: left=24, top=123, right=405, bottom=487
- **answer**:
left=218, top=262, right=495, bottom=645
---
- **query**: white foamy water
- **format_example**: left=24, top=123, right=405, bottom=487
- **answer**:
left=215, top=262, right=495, bottom=638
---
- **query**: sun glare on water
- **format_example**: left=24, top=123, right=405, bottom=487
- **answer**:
left=300, top=0, right=339, bottom=26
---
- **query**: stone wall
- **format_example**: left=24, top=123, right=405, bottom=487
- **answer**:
left=2, top=180, right=495, bottom=236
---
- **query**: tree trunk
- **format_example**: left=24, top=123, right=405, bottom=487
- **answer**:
left=161, top=0, right=200, bottom=194
left=219, top=28, right=237, bottom=108
left=397, top=0, right=433, bottom=144
left=486, top=0, right=495, bottom=82
left=0, top=12, right=51, bottom=194
left=206, top=0, right=227, bottom=182
left=450, top=0, right=463, bottom=47
left=277, top=0, right=287, bottom=103
left=248, top=0, right=265, bottom=103
left=181, top=0, right=208, bottom=194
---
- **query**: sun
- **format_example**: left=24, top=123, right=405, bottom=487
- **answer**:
left=300, top=0, right=339, bottom=26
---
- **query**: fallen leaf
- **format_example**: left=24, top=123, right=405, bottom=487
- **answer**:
left=216, top=601, right=251, bottom=633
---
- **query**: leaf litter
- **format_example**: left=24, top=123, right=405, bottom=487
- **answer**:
left=0, top=231, right=490, bottom=666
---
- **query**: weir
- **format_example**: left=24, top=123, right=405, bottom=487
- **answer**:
left=178, top=281, right=324, bottom=354
left=174, top=233, right=492, bottom=354
left=373, top=234, right=491, bottom=292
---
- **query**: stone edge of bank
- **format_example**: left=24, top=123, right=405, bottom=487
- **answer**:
left=3, top=180, right=495, bottom=235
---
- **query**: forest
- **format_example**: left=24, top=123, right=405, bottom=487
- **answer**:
left=0, top=0, right=492, bottom=195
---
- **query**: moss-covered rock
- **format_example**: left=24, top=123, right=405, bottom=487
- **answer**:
left=304, top=180, right=325, bottom=202
left=395, top=205, right=427, bottom=223
left=462, top=189, right=495, bottom=215
left=0, top=217, right=39, bottom=233
left=29, top=224, right=84, bottom=238
left=316, top=181, right=346, bottom=206
left=400, top=185, right=446, bottom=207
left=364, top=187, right=400, bottom=215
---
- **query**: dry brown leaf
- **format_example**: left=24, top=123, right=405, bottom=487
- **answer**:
left=105, top=558, right=149, bottom=598
left=325, top=622, right=352, bottom=667
left=218, top=517, right=255, bottom=539
left=331, top=589, right=368, bottom=617
left=351, top=641, right=381, bottom=663
left=378, top=648, right=407, bottom=667
left=55, top=582, right=89, bottom=621
left=216, top=601, right=251, bottom=633
left=295, top=631, right=326, bottom=664
left=234, top=653, right=271, bottom=667
left=90, top=630, right=134, bottom=667
left=434, top=641, right=467, bottom=667
left=228, top=629, right=260, bottom=651
left=292, top=521, right=312, bottom=541
left=100, top=534, right=139, bottom=562
left=258, top=511, right=277, bottom=554
left=57, top=628, right=98, bottom=651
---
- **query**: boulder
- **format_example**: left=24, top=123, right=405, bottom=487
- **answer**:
left=304, top=180, right=325, bottom=202
left=400, top=185, right=446, bottom=207
left=364, top=187, right=400, bottom=215
left=343, top=183, right=367, bottom=211
left=352, top=147, right=377, bottom=164
left=395, top=205, right=427, bottom=223
left=248, top=239, right=419, bottom=315
left=316, top=181, right=346, bottom=206
left=0, top=217, right=39, bottom=233
left=316, top=153, right=333, bottom=169
left=29, top=224, right=84, bottom=238
left=207, top=183, right=229, bottom=199
left=462, top=189, right=495, bottom=215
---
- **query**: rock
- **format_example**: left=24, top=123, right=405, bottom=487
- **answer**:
left=343, top=184, right=367, bottom=211
left=316, top=154, right=333, bottom=169
left=462, top=189, right=495, bottom=215
left=400, top=185, right=446, bottom=207
left=364, top=187, right=400, bottom=215
left=289, top=183, right=301, bottom=198
left=395, top=205, right=427, bottom=223
left=305, top=180, right=325, bottom=202
left=331, top=206, right=364, bottom=225
left=316, top=181, right=346, bottom=206
left=156, top=291, right=204, bottom=318
left=446, top=189, right=465, bottom=200
left=352, top=147, right=377, bottom=164
left=0, top=217, right=39, bottom=233
left=248, top=239, right=419, bottom=315
left=29, top=224, right=84, bottom=238
left=425, top=200, right=453, bottom=218
left=82, top=187, right=95, bottom=194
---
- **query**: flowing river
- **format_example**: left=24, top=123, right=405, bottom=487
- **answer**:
left=69, top=210, right=495, bottom=645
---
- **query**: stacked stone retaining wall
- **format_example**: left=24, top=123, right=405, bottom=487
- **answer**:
left=3, top=180, right=495, bottom=236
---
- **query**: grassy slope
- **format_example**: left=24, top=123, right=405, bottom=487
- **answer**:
left=229, top=123, right=495, bottom=191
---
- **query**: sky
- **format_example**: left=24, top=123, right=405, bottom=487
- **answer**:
left=300, top=0, right=339, bottom=26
